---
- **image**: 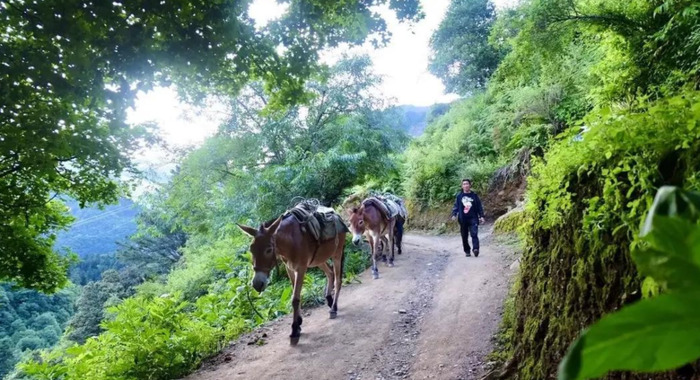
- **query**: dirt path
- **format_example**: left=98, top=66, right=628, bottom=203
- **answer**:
left=185, top=227, right=517, bottom=380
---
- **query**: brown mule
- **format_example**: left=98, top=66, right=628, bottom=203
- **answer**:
left=347, top=199, right=397, bottom=279
left=238, top=215, right=346, bottom=346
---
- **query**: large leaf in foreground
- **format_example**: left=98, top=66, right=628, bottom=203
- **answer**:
left=559, top=292, right=700, bottom=380
left=633, top=215, right=700, bottom=291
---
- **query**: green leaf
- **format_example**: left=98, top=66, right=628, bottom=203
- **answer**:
left=633, top=216, right=700, bottom=290
left=558, top=292, right=700, bottom=380
left=641, top=186, right=700, bottom=236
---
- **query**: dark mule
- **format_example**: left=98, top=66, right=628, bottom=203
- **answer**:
left=394, top=214, right=405, bottom=255
left=347, top=199, right=397, bottom=279
left=238, top=215, right=346, bottom=345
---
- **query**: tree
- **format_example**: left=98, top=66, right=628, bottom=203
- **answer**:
left=28, top=313, right=59, bottom=332
left=429, top=0, right=503, bottom=94
left=0, top=0, right=421, bottom=292
left=66, top=269, right=138, bottom=344
left=426, top=103, right=451, bottom=123
left=0, top=337, right=15, bottom=377
left=65, top=282, right=109, bottom=344
left=0, top=284, right=76, bottom=378
left=116, top=190, right=187, bottom=278
left=163, top=55, right=408, bottom=231
left=15, top=335, right=44, bottom=352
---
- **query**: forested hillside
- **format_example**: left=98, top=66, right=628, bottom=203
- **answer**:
left=0, top=285, right=77, bottom=378
left=393, top=104, right=452, bottom=137
left=0, top=199, right=137, bottom=377
left=55, top=199, right=138, bottom=259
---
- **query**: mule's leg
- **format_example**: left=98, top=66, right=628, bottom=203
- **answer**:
left=285, top=265, right=295, bottom=283
left=290, top=266, right=307, bottom=346
left=368, top=235, right=379, bottom=279
left=285, top=265, right=301, bottom=330
left=320, top=262, right=335, bottom=308
left=330, top=245, right=344, bottom=319
left=379, top=237, right=388, bottom=264
left=388, top=220, right=396, bottom=267
left=395, top=218, right=404, bottom=255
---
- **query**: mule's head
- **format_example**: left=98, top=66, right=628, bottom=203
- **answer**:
left=237, top=216, right=283, bottom=293
left=346, top=207, right=366, bottom=246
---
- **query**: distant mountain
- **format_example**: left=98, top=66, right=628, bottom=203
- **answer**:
left=54, top=198, right=139, bottom=258
left=394, top=103, right=453, bottom=137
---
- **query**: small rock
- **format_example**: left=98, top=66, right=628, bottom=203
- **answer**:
left=262, top=333, right=268, bottom=338
left=509, top=258, right=520, bottom=271
left=398, top=309, right=407, bottom=314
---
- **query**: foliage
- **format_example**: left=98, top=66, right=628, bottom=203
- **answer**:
left=0, top=284, right=77, bottom=378
left=502, top=91, right=700, bottom=378
left=559, top=187, right=700, bottom=379
left=165, top=55, right=409, bottom=235
left=18, top=234, right=371, bottom=380
left=429, top=0, right=504, bottom=94
left=116, top=190, right=187, bottom=278
left=0, top=0, right=421, bottom=292
left=65, top=269, right=139, bottom=345
left=493, top=208, right=526, bottom=235
left=403, top=94, right=501, bottom=209
left=68, top=254, right=123, bottom=286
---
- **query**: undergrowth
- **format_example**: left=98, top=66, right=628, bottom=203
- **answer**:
left=501, top=91, right=700, bottom=379
left=17, top=235, right=370, bottom=380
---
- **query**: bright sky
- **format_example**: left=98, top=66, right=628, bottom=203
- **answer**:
left=319, top=0, right=460, bottom=106
left=127, top=0, right=517, bottom=168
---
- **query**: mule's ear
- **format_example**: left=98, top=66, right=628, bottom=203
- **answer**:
left=237, top=224, right=258, bottom=237
left=346, top=208, right=354, bottom=216
left=265, top=215, right=283, bottom=235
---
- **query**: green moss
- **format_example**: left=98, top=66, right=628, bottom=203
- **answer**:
left=493, top=207, right=528, bottom=235
left=501, top=92, right=700, bottom=379
left=489, top=271, right=520, bottom=364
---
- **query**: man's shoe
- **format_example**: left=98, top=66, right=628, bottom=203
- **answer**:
left=465, top=251, right=472, bottom=257
left=473, top=249, right=479, bottom=257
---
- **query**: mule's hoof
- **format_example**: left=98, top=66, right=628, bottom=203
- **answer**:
left=372, top=273, right=379, bottom=279
left=290, top=336, right=300, bottom=346
left=329, top=311, right=337, bottom=319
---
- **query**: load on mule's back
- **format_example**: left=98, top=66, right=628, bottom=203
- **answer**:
left=346, top=192, right=407, bottom=279
left=237, top=199, right=349, bottom=346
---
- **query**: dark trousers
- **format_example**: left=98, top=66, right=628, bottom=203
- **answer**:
left=459, top=219, right=479, bottom=253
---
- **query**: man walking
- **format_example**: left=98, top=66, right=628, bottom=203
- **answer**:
left=451, top=179, right=485, bottom=257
